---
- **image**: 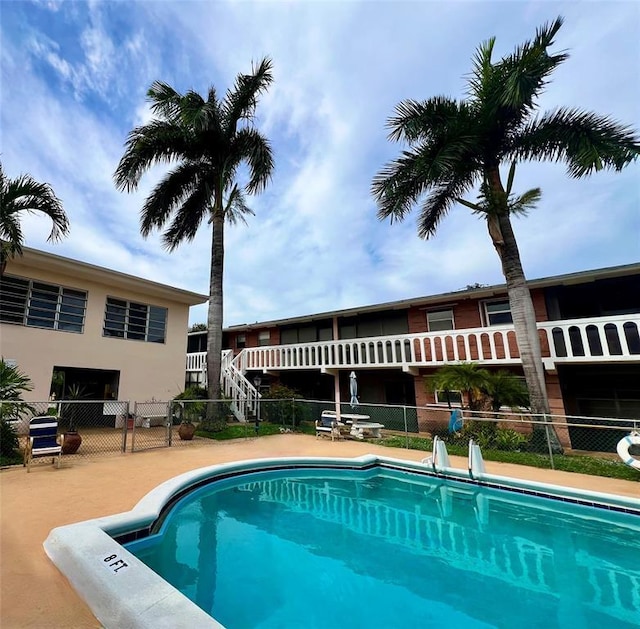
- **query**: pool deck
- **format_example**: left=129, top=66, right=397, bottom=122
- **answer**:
left=2, top=434, right=639, bottom=629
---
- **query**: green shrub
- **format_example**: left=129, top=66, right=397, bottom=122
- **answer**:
left=494, top=428, right=527, bottom=451
left=174, top=385, right=208, bottom=400
left=1, top=419, right=19, bottom=459
left=261, top=384, right=311, bottom=428
left=0, top=359, right=34, bottom=463
left=435, top=420, right=527, bottom=452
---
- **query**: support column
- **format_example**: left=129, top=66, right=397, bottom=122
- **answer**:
left=333, top=315, right=341, bottom=421
left=334, top=373, right=341, bottom=421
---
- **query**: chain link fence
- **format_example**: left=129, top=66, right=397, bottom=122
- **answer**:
left=2, top=398, right=639, bottom=476
left=3, top=400, right=128, bottom=459
left=268, top=398, right=640, bottom=473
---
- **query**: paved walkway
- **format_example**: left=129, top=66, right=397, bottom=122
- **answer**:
left=1, top=434, right=638, bottom=628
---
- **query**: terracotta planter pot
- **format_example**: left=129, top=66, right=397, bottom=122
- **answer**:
left=178, top=422, right=196, bottom=441
left=62, top=431, right=82, bottom=454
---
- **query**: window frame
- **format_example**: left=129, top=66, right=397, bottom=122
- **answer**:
left=258, top=330, right=270, bottom=346
left=483, top=299, right=513, bottom=326
left=0, top=274, right=87, bottom=333
left=103, top=297, right=167, bottom=344
left=434, top=390, right=463, bottom=407
left=236, top=334, right=246, bottom=349
left=426, top=308, right=455, bottom=332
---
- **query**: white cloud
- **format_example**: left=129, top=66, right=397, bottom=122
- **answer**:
left=2, top=0, right=638, bottom=328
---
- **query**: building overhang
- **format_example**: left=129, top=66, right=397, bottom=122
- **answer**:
left=8, top=247, right=208, bottom=306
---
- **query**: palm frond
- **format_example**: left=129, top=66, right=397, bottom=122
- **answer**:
left=373, top=125, right=481, bottom=224
left=222, top=57, right=274, bottom=132
left=467, top=36, right=495, bottom=102
left=114, top=120, right=191, bottom=191
left=180, top=90, right=208, bottom=129
left=497, top=16, right=568, bottom=113
left=509, top=187, right=541, bottom=216
left=505, top=161, right=516, bottom=195
left=160, top=180, right=211, bottom=251
left=417, top=172, right=477, bottom=238
left=139, top=161, right=209, bottom=237
left=387, top=97, right=463, bottom=143
left=513, top=107, right=640, bottom=177
left=0, top=168, right=68, bottom=247
left=0, top=214, right=23, bottom=258
left=223, top=184, right=255, bottom=226
left=147, top=81, right=182, bottom=121
left=232, top=128, right=274, bottom=194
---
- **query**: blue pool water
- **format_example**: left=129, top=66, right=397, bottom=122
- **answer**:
left=125, top=468, right=640, bottom=628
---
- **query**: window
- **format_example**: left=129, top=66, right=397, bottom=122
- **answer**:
left=434, top=390, right=463, bottom=407
left=103, top=297, right=167, bottom=343
left=258, top=330, right=270, bottom=346
left=484, top=300, right=513, bottom=326
left=236, top=334, right=246, bottom=349
left=0, top=275, right=87, bottom=333
left=427, top=309, right=454, bottom=332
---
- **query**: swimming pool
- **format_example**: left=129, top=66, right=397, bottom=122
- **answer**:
left=45, top=455, right=640, bottom=628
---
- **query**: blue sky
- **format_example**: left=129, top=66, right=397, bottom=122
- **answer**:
left=2, top=1, right=639, bottom=326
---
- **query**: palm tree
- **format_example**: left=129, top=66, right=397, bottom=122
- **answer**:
left=372, top=17, right=639, bottom=420
left=0, top=162, right=69, bottom=275
left=430, top=362, right=490, bottom=411
left=114, top=58, right=275, bottom=406
left=481, top=369, right=530, bottom=413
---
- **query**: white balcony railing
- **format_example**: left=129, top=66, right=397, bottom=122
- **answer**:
left=186, top=314, right=640, bottom=375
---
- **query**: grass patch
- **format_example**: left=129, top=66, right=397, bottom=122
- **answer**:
left=196, top=421, right=284, bottom=440
left=375, top=434, right=640, bottom=482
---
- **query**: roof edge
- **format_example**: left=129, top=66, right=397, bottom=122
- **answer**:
left=11, top=247, right=208, bottom=306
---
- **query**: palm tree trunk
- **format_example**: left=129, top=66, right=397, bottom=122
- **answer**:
left=206, top=211, right=224, bottom=403
left=486, top=167, right=562, bottom=453
left=494, top=212, right=548, bottom=413
left=493, top=213, right=563, bottom=453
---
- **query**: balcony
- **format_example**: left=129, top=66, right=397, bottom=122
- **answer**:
left=186, top=314, right=640, bottom=374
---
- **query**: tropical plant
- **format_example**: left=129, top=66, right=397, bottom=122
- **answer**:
left=0, top=359, right=35, bottom=462
left=173, top=385, right=209, bottom=423
left=189, top=323, right=207, bottom=333
left=0, top=359, right=35, bottom=422
left=429, top=363, right=490, bottom=411
left=372, top=17, right=639, bottom=422
left=481, top=369, right=530, bottom=412
left=114, top=58, right=275, bottom=412
left=62, top=383, right=88, bottom=432
left=0, top=162, right=69, bottom=275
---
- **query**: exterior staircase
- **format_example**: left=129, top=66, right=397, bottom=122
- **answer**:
left=219, top=350, right=260, bottom=422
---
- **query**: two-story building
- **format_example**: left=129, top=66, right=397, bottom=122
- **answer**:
left=1, top=247, right=207, bottom=403
left=187, top=263, right=640, bottom=445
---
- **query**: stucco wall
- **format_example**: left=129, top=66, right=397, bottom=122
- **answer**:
left=1, top=258, right=195, bottom=403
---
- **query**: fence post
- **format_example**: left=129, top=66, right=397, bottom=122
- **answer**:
left=544, top=415, right=555, bottom=470
left=403, top=406, right=408, bottom=449
left=166, top=401, right=172, bottom=447
left=291, top=398, right=295, bottom=431
left=121, top=401, right=129, bottom=453
left=131, top=401, right=137, bottom=453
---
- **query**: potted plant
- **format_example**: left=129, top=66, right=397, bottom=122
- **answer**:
left=173, top=386, right=207, bottom=440
left=61, top=384, right=86, bottom=454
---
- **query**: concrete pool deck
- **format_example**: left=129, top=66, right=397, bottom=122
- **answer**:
left=2, top=434, right=639, bottom=629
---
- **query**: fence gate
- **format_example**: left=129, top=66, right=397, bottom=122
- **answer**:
left=130, top=401, right=172, bottom=452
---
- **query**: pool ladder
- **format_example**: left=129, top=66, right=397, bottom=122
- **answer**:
left=421, top=437, right=486, bottom=478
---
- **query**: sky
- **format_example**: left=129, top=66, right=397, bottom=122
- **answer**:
left=2, top=0, right=639, bottom=327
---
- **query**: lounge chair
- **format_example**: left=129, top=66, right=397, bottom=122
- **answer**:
left=23, top=416, right=62, bottom=472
